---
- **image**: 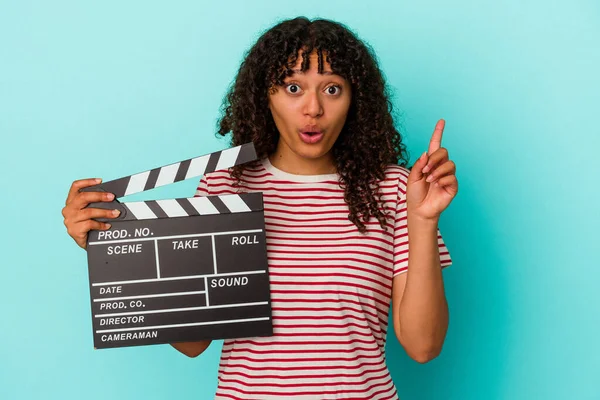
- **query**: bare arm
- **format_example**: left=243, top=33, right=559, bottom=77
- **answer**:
left=170, top=340, right=212, bottom=358
left=391, top=216, right=449, bottom=363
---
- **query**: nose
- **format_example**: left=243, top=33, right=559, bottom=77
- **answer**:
left=303, top=90, right=323, bottom=118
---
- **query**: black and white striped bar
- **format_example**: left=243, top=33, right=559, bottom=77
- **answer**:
left=82, top=142, right=256, bottom=199
left=117, top=192, right=263, bottom=221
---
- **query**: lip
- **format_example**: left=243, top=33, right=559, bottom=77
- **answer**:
left=298, top=125, right=324, bottom=144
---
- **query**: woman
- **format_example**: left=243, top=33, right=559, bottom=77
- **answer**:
left=62, top=16, right=457, bottom=399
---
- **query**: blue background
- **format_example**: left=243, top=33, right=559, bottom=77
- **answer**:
left=1, top=1, right=598, bottom=399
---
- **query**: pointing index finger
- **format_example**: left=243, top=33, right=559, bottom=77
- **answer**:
left=428, top=119, right=445, bottom=155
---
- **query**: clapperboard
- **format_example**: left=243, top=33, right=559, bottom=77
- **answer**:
left=81, top=143, right=272, bottom=349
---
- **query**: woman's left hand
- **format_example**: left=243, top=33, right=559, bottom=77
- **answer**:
left=406, top=119, right=459, bottom=221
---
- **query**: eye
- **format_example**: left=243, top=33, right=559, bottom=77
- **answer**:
left=326, top=85, right=342, bottom=95
left=285, top=83, right=302, bottom=95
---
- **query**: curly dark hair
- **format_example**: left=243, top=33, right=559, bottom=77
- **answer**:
left=217, top=16, right=409, bottom=233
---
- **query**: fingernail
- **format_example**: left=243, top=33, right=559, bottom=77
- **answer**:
left=105, top=223, right=111, bottom=229
left=95, top=178, right=102, bottom=183
left=422, top=165, right=430, bottom=173
left=106, top=193, right=115, bottom=200
left=112, top=209, right=120, bottom=216
left=426, top=174, right=435, bottom=182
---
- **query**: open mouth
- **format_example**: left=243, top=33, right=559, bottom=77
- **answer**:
left=299, top=130, right=324, bottom=144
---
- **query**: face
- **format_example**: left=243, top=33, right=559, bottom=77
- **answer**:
left=268, top=50, right=352, bottom=172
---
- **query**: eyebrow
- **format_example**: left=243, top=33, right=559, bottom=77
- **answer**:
left=291, top=69, right=335, bottom=76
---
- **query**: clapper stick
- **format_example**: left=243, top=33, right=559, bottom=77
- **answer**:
left=81, top=142, right=257, bottom=222
left=84, top=142, right=255, bottom=198
left=81, top=142, right=273, bottom=349
left=81, top=143, right=262, bottom=222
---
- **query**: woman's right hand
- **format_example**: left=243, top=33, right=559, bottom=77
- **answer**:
left=62, top=178, right=121, bottom=249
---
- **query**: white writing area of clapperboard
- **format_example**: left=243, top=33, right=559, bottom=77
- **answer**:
left=82, top=143, right=273, bottom=349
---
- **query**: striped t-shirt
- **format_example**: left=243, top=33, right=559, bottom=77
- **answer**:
left=194, top=156, right=452, bottom=400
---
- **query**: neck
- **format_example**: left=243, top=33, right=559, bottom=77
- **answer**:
left=269, top=147, right=336, bottom=176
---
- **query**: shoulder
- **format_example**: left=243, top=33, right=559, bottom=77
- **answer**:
left=205, top=161, right=265, bottom=182
left=201, top=161, right=266, bottom=192
left=382, top=163, right=411, bottom=195
left=383, top=163, right=411, bottom=177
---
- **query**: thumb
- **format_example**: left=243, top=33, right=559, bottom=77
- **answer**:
left=409, top=151, right=429, bottom=182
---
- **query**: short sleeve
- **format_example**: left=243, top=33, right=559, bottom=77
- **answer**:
left=392, top=180, right=453, bottom=277
left=194, top=176, right=210, bottom=197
